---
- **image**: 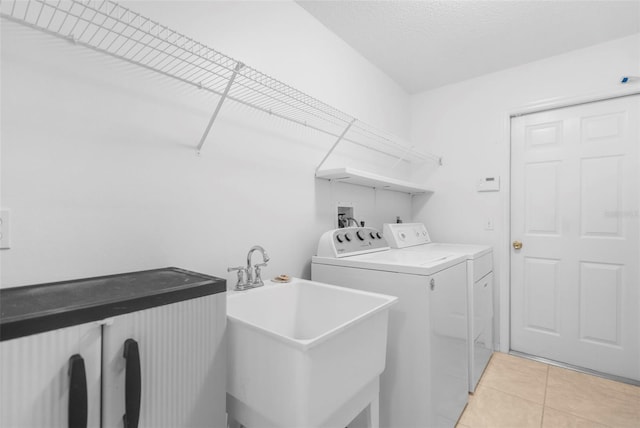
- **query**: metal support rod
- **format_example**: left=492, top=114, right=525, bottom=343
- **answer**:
left=390, top=153, right=408, bottom=170
left=196, top=61, right=243, bottom=154
left=315, top=119, right=356, bottom=174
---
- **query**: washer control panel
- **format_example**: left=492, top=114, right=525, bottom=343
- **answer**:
left=383, top=223, right=431, bottom=248
left=316, top=227, right=390, bottom=258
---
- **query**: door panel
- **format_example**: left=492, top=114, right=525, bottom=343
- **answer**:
left=581, top=156, right=623, bottom=236
left=511, top=95, right=639, bottom=380
left=101, top=294, right=226, bottom=428
left=523, top=257, right=559, bottom=335
left=0, top=323, right=102, bottom=428
left=525, top=162, right=561, bottom=234
left=579, top=262, right=622, bottom=345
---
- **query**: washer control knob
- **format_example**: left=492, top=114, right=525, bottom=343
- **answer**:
left=356, top=230, right=365, bottom=241
left=370, top=231, right=377, bottom=239
left=336, top=234, right=344, bottom=243
left=344, top=232, right=352, bottom=242
left=376, top=232, right=382, bottom=239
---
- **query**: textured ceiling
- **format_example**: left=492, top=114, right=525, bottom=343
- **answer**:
left=297, top=1, right=640, bottom=94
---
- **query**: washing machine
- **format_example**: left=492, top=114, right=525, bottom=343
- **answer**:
left=383, top=223, right=494, bottom=393
left=311, top=227, right=469, bottom=428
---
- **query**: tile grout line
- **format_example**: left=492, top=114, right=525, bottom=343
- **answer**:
left=480, top=383, right=545, bottom=407
left=541, top=365, right=620, bottom=428
left=484, top=354, right=549, bottom=403
left=490, top=354, right=549, bottom=427
left=470, top=354, right=636, bottom=428
left=540, top=364, right=550, bottom=427
left=495, top=353, right=551, bottom=379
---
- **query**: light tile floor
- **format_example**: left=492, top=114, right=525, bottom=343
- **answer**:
left=457, top=352, right=640, bottom=428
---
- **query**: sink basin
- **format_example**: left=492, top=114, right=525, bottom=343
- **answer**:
left=226, top=278, right=397, bottom=428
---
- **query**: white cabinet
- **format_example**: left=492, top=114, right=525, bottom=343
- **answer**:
left=0, top=268, right=226, bottom=428
left=102, top=294, right=226, bottom=428
left=0, top=322, right=102, bottom=427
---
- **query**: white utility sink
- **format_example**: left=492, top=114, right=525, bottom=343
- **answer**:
left=226, top=278, right=397, bottom=428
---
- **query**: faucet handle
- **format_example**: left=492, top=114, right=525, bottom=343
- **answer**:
left=227, top=266, right=247, bottom=287
left=252, top=262, right=268, bottom=286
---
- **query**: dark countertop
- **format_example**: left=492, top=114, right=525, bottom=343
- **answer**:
left=0, top=267, right=226, bottom=341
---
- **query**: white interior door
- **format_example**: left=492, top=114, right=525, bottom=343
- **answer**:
left=510, top=95, right=639, bottom=380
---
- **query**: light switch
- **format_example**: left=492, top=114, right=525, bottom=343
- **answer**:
left=485, top=218, right=494, bottom=231
left=478, top=176, right=500, bottom=192
left=0, top=210, right=11, bottom=249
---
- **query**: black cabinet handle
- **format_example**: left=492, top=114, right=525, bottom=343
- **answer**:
left=68, top=354, right=88, bottom=428
left=122, top=339, right=141, bottom=428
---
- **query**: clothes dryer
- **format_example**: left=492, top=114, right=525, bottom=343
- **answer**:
left=312, top=227, right=468, bottom=428
left=383, top=223, right=494, bottom=392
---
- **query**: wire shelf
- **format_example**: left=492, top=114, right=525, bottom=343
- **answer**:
left=1, top=0, right=441, bottom=164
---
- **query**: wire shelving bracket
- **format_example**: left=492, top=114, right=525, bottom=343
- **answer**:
left=196, top=61, right=244, bottom=154
left=315, top=119, right=356, bottom=174
left=0, top=0, right=443, bottom=166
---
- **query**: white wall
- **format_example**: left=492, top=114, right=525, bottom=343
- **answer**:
left=0, top=1, right=413, bottom=288
left=409, top=33, right=640, bottom=350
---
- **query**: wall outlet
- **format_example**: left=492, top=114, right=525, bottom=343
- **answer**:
left=0, top=210, right=11, bottom=249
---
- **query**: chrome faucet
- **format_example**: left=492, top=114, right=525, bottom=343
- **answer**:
left=227, top=245, right=270, bottom=291
left=346, top=217, right=360, bottom=227
left=246, top=245, right=270, bottom=287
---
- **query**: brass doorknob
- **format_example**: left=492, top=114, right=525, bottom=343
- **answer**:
left=513, top=240, right=523, bottom=250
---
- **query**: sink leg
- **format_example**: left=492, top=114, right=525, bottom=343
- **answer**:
left=227, top=416, right=243, bottom=428
left=363, top=396, right=380, bottom=428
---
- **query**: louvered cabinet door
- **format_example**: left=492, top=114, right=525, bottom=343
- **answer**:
left=0, top=322, right=102, bottom=428
left=101, top=293, right=226, bottom=428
